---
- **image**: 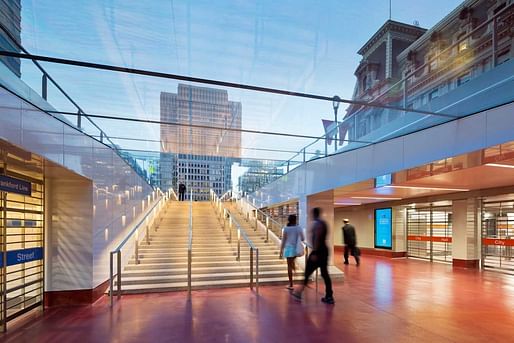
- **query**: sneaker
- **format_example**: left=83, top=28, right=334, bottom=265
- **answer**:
left=286, top=286, right=294, bottom=291
left=343, top=262, right=349, bottom=265
left=321, top=297, right=335, bottom=304
left=291, top=292, right=302, bottom=301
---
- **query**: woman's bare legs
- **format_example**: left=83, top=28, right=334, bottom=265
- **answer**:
left=286, top=257, right=296, bottom=288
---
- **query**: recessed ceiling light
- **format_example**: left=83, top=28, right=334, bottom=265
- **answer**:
left=485, top=163, right=514, bottom=169
left=383, top=185, right=469, bottom=191
left=351, top=196, right=403, bottom=200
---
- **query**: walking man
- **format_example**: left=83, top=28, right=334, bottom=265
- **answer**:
left=292, top=207, right=334, bottom=304
left=342, top=218, right=360, bottom=266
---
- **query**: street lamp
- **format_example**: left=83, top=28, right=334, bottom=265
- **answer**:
left=332, top=95, right=341, bottom=152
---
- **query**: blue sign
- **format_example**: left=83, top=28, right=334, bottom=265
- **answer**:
left=375, top=174, right=392, bottom=188
left=375, top=208, right=392, bottom=249
left=0, top=247, right=43, bottom=267
left=0, top=175, right=32, bottom=196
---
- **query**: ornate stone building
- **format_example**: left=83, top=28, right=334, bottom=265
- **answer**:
left=345, top=0, right=514, bottom=143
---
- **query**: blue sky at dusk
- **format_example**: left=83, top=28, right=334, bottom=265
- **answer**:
left=19, top=0, right=463, bottom=161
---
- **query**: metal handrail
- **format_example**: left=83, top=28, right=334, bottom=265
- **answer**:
left=0, top=21, right=156, bottom=185
left=210, top=190, right=260, bottom=294
left=239, top=196, right=283, bottom=242
left=109, top=194, right=166, bottom=306
left=187, top=189, right=193, bottom=297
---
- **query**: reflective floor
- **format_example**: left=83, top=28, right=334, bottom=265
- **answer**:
left=2, top=253, right=514, bottom=343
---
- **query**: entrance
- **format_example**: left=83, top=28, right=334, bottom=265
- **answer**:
left=481, top=200, right=514, bottom=274
left=407, top=205, right=452, bottom=262
left=0, top=143, right=44, bottom=331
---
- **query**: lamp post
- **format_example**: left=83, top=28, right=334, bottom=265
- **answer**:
left=332, top=95, right=341, bottom=153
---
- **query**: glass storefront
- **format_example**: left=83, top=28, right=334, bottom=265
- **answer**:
left=0, top=142, right=44, bottom=331
left=407, top=205, right=452, bottom=263
left=482, top=200, right=514, bottom=275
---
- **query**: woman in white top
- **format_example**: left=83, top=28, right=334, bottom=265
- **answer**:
left=280, top=214, right=305, bottom=290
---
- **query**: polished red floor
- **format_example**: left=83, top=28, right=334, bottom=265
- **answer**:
left=3, top=254, right=514, bottom=343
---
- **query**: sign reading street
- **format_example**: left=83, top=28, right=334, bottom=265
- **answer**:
left=0, top=247, right=43, bottom=268
left=0, top=175, right=31, bottom=196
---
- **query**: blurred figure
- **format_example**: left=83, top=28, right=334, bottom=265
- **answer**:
left=280, top=214, right=305, bottom=290
left=342, top=218, right=360, bottom=266
left=292, top=208, right=334, bottom=304
left=178, top=183, right=186, bottom=201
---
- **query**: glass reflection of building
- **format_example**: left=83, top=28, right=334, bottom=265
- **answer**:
left=345, top=0, right=514, bottom=143
left=238, top=160, right=284, bottom=196
left=0, top=0, right=21, bottom=77
left=160, top=84, right=242, bottom=200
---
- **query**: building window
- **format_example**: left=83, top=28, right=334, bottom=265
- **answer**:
left=497, top=49, right=510, bottom=65
left=457, top=32, right=468, bottom=53
left=428, top=88, right=439, bottom=101
left=457, top=71, right=472, bottom=86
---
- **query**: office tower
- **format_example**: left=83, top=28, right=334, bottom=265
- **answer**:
left=0, top=0, right=21, bottom=77
left=160, top=84, right=242, bottom=200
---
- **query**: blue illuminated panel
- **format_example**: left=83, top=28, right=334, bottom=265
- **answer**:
left=375, top=174, right=392, bottom=188
left=375, top=208, right=392, bottom=249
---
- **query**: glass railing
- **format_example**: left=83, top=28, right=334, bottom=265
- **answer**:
left=0, top=21, right=152, bottom=185
left=0, top=3, right=512, bottom=196
left=279, top=3, right=514, bottom=172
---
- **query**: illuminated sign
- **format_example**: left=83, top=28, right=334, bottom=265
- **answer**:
left=375, top=208, right=392, bottom=249
left=0, top=247, right=43, bottom=268
left=0, top=175, right=31, bottom=196
left=375, top=174, right=392, bottom=188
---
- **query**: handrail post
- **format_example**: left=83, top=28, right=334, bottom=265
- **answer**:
left=109, top=251, right=114, bottom=306
left=229, top=216, right=232, bottom=243
left=135, top=230, right=139, bottom=264
left=265, top=217, right=269, bottom=243
left=255, top=249, right=259, bottom=295
left=237, top=228, right=241, bottom=261
left=146, top=225, right=150, bottom=245
left=188, top=248, right=192, bottom=299
left=42, top=74, right=48, bottom=100
left=77, top=110, right=82, bottom=129
left=250, top=247, right=254, bottom=290
left=117, top=251, right=122, bottom=299
left=254, top=215, right=258, bottom=232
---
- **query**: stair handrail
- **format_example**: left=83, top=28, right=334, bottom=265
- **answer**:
left=187, top=188, right=193, bottom=297
left=210, top=189, right=260, bottom=294
left=170, top=187, right=179, bottom=201
left=109, top=193, right=167, bottom=306
left=238, top=196, right=284, bottom=243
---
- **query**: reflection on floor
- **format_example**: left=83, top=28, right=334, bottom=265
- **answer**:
left=3, top=253, right=514, bottom=343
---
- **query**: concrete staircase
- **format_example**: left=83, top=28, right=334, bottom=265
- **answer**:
left=116, top=200, right=300, bottom=293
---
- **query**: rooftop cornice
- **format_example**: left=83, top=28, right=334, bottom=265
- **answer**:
left=357, top=20, right=427, bottom=56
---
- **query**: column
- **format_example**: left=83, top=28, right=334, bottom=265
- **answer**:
left=452, top=199, right=480, bottom=268
left=385, top=33, right=393, bottom=79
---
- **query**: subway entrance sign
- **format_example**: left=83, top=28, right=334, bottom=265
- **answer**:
left=0, top=175, right=31, bottom=196
left=0, top=247, right=44, bottom=268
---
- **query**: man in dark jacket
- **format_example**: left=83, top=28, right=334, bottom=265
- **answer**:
left=342, top=218, right=360, bottom=266
left=292, top=207, right=334, bottom=304
left=178, top=183, right=186, bottom=201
